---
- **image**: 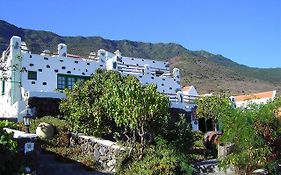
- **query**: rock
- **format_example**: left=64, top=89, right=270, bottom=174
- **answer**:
left=94, top=143, right=99, bottom=149
left=81, top=143, right=88, bottom=152
left=36, top=122, right=55, bottom=139
left=107, top=166, right=115, bottom=173
left=107, top=159, right=116, bottom=167
left=99, top=146, right=107, bottom=155
left=99, top=156, right=108, bottom=161
left=93, top=149, right=100, bottom=160
left=252, top=169, right=268, bottom=175
left=69, top=137, right=77, bottom=147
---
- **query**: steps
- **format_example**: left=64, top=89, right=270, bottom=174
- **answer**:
left=196, top=159, right=234, bottom=175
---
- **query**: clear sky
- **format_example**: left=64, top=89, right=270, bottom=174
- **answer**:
left=0, top=0, right=280, bottom=68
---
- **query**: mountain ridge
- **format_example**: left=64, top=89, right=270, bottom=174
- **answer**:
left=0, top=20, right=280, bottom=95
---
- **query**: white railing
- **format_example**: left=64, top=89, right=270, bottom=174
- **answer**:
left=163, top=93, right=199, bottom=104
left=2, top=45, right=10, bottom=61
left=117, top=63, right=172, bottom=77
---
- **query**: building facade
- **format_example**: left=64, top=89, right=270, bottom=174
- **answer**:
left=231, top=90, right=276, bottom=108
left=0, top=36, right=198, bottom=129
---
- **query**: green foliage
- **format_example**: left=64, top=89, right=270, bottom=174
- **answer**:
left=60, top=69, right=116, bottom=137
left=0, top=120, right=21, bottom=175
left=60, top=69, right=196, bottom=173
left=195, top=94, right=233, bottom=131
left=219, top=97, right=281, bottom=174
left=195, top=94, right=233, bottom=121
left=116, top=137, right=195, bottom=175
left=193, top=130, right=204, bottom=148
left=29, top=116, right=98, bottom=169
left=60, top=69, right=169, bottom=142
left=29, top=116, right=70, bottom=147
left=159, top=114, right=194, bottom=154
left=60, top=69, right=171, bottom=159
left=46, top=146, right=97, bottom=169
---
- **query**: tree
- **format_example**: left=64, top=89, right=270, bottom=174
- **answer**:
left=219, top=97, right=281, bottom=174
left=195, top=94, right=233, bottom=131
left=100, top=73, right=169, bottom=158
left=60, top=69, right=169, bottom=157
left=61, top=69, right=196, bottom=174
left=60, top=69, right=115, bottom=137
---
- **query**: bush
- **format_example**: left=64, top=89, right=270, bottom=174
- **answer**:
left=158, top=114, right=194, bottom=154
left=0, top=120, right=21, bottom=175
left=28, top=116, right=98, bottom=169
left=116, top=137, right=195, bottom=175
left=193, top=131, right=204, bottom=148
left=220, top=97, right=281, bottom=174
left=29, top=116, right=70, bottom=147
left=60, top=69, right=170, bottom=158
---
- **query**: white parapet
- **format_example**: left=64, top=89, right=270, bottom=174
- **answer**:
left=58, top=43, right=67, bottom=57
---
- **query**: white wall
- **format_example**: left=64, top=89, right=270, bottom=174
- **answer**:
left=0, top=36, right=195, bottom=123
left=235, top=97, right=274, bottom=108
left=21, top=52, right=104, bottom=92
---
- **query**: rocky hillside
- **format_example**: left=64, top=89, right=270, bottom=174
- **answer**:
left=0, top=20, right=280, bottom=95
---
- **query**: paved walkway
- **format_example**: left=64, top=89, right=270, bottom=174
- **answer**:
left=37, top=152, right=109, bottom=175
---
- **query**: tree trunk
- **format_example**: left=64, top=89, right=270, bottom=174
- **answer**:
left=138, top=121, right=145, bottom=160
left=213, top=119, right=217, bottom=131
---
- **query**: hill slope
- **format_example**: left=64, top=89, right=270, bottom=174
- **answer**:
left=0, top=20, right=280, bottom=95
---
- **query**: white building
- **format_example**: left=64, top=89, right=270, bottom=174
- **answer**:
left=231, top=90, right=276, bottom=108
left=182, top=85, right=199, bottom=130
left=0, top=36, right=198, bottom=129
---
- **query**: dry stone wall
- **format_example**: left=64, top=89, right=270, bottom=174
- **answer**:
left=69, top=133, right=125, bottom=173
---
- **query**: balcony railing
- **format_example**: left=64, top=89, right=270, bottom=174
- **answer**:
left=117, top=63, right=172, bottom=77
left=163, top=93, right=199, bottom=104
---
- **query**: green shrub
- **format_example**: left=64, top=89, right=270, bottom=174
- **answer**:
left=219, top=97, right=281, bottom=174
left=28, top=116, right=99, bottom=170
left=193, top=131, right=204, bottom=148
left=0, top=120, right=21, bottom=175
left=29, top=116, right=70, bottom=147
left=116, top=137, right=195, bottom=175
left=47, top=146, right=97, bottom=169
left=60, top=69, right=170, bottom=158
left=158, top=114, right=194, bottom=154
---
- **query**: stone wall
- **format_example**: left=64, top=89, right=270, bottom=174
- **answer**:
left=69, top=133, right=125, bottom=173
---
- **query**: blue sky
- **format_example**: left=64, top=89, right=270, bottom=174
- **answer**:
left=0, top=0, right=280, bottom=68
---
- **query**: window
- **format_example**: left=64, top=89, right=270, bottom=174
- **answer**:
left=1, top=81, right=5, bottom=95
left=113, top=62, right=117, bottom=69
left=28, top=71, right=37, bottom=80
left=57, top=74, right=88, bottom=90
left=57, top=76, right=66, bottom=90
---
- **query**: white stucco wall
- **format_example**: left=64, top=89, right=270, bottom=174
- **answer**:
left=0, top=36, right=196, bottom=126
left=21, top=52, right=103, bottom=92
left=235, top=97, right=274, bottom=108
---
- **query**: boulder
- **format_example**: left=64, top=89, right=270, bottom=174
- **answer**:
left=36, top=122, right=55, bottom=139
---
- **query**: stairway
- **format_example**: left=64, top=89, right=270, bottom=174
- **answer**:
left=196, top=159, right=234, bottom=175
